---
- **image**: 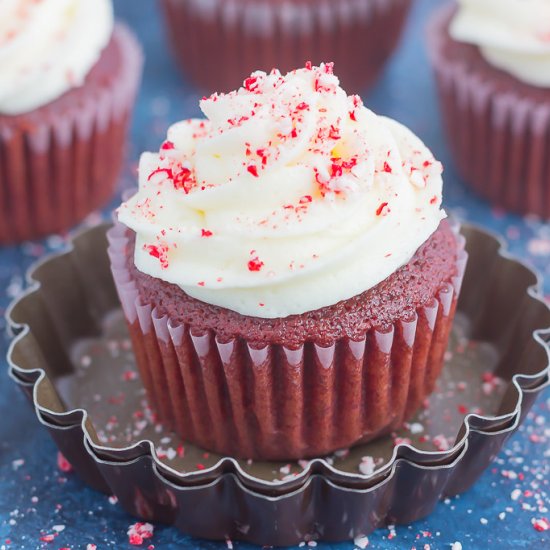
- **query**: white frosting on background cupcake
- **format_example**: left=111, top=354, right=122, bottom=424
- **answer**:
left=0, top=0, right=114, bottom=115
left=450, top=0, right=550, bottom=87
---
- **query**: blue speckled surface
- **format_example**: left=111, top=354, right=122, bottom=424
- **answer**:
left=1, top=1, right=549, bottom=548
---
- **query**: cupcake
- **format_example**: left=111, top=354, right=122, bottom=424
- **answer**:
left=159, top=0, right=412, bottom=93
left=0, top=0, right=142, bottom=244
left=109, top=63, right=467, bottom=461
left=428, top=1, right=550, bottom=218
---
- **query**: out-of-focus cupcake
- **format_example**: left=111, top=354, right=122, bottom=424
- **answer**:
left=109, top=63, right=466, bottom=461
left=0, top=0, right=143, bottom=244
left=428, top=0, right=550, bottom=218
left=159, top=0, right=412, bottom=93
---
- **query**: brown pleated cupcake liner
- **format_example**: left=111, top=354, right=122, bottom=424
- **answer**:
left=6, top=221, right=550, bottom=545
left=107, top=221, right=467, bottom=461
left=427, top=5, right=550, bottom=218
left=0, top=24, right=142, bottom=245
left=160, top=0, right=412, bottom=93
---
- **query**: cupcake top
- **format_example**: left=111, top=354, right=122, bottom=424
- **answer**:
left=0, top=0, right=114, bottom=115
left=450, top=0, right=550, bottom=87
left=118, top=63, right=445, bottom=319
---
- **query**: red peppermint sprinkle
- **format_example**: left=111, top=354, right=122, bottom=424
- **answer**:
left=323, top=62, right=334, bottom=74
left=127, top=523, right=154, bottom=546
left=227, top=115, right=249, bottom=126
left=383, top=162, right=392, bottom=174
left=328, top=125, right=341, bottom=140
left=197, top=281, right=205, bottom=287
left=123, top=370, right=137, bottom=381
left=341, top=157, right=358, bottom=170
left=295, top=102, right=309, bottom=111
left=160, top=140, right=175, bottom=151
left=173, top=167, right=195, bottom=193
left=196, top=463, right=206, bottom=470
left=376, top=202, right=389, bottom=216
left=532, top=518, right=549, bottom=532
left=331, top=162, right=343, bottom=178
left=291, top=128, right=298, bottom=138
left=305, top=61, right=313, bottom=70
left=144, top=243, right=170, bottom=269
left=429, top=195, right=438, bottom=205
left=248, top=256, right=264, bottom=272
left=147, top=167, right=172, bottom=182
left=299, top=195, right=312, bottom=204
left=256, top=148, right=268, bottom=165
left=201, top=229, right=213, bottom=237
left=129, top=534, right=143, bottom=546
left=57, top=452, right=72, bottom=473
left=243, top=76, right=260, bottom=92
left=423, top=160, right=432, bottom=168
left=482, top=372, right=496, bottom=383
left=145, top=245, right=161, bottom=259
left=349, top=110, right=357, bottom=121
left=314, top=169, right=329, bottom=195
left=247, top=164, right=259, bottom=177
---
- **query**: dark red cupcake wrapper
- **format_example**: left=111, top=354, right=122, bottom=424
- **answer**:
left=0, top=24, right=142, bottom=245
left=108, top=221, right=467, bottom=461
left=160, top=0, right=412, bottom=93
left=427, top=5, right=550, bottom=218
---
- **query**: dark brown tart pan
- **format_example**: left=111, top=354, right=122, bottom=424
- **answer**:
left=6, top=222, right=550, bottom=546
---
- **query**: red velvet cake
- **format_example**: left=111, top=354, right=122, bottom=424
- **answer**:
left=428, top=3, right=550, bottom=218
left=0, top=1, right=142, bottom=244
left=110, top=63, right=466, bottom=460
left=160, top=0, right=412, bottom=93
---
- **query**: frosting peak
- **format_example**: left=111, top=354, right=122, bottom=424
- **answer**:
left=450, top=0, right=550, bottom=87
left=118, top=63, right=445, bottom=318
left=0, top=0, right=114, bottom=115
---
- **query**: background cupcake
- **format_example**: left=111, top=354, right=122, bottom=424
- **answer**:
left=0, top=0, right=142, bottom=244
left=159, top=0, right=412, bottom=93
left=428, top=0, right=550, bottom=218
left=110, top=63, right=466, bottom=461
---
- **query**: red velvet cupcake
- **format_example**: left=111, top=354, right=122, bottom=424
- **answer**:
left=110, top=63, right=466, bottom=460
left=428, top=1, right=550, bottom=218
left=159, top=0, right=412, bottom=93
left=0, top=0, right=142, bottom=244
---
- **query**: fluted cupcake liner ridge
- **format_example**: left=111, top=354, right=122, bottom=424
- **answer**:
left=160, top=0, right=412, bottom=93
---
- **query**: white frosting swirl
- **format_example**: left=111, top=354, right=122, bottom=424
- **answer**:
left=0, top=0, right=114, bottom=115
left=450, top=0, right=550, bottom=87
left=118, top=64, right=445, bottom=319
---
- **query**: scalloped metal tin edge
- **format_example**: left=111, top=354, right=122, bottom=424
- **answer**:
left=5, top=222, right=550, bottom=544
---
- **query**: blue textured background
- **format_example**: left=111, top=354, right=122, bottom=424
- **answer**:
left=1, top=0, right=549, bottom=548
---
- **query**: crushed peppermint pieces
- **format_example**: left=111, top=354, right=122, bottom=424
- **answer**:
left=247, top=164, right=259, bottom=177
left=248, top=252, right=264, bottom=272
left=127, top=522, right=154, bottom=546
left=376, top=202, right=390, bottom=216
left=143, top=243, right=170, bottom=269
left=532, top=517, right=549, bottom=532
left=354, top=535, right=369, bottom=548
left=359, top=456, right=376, bottom=476
left=56, top=452, right=72, bottom=473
